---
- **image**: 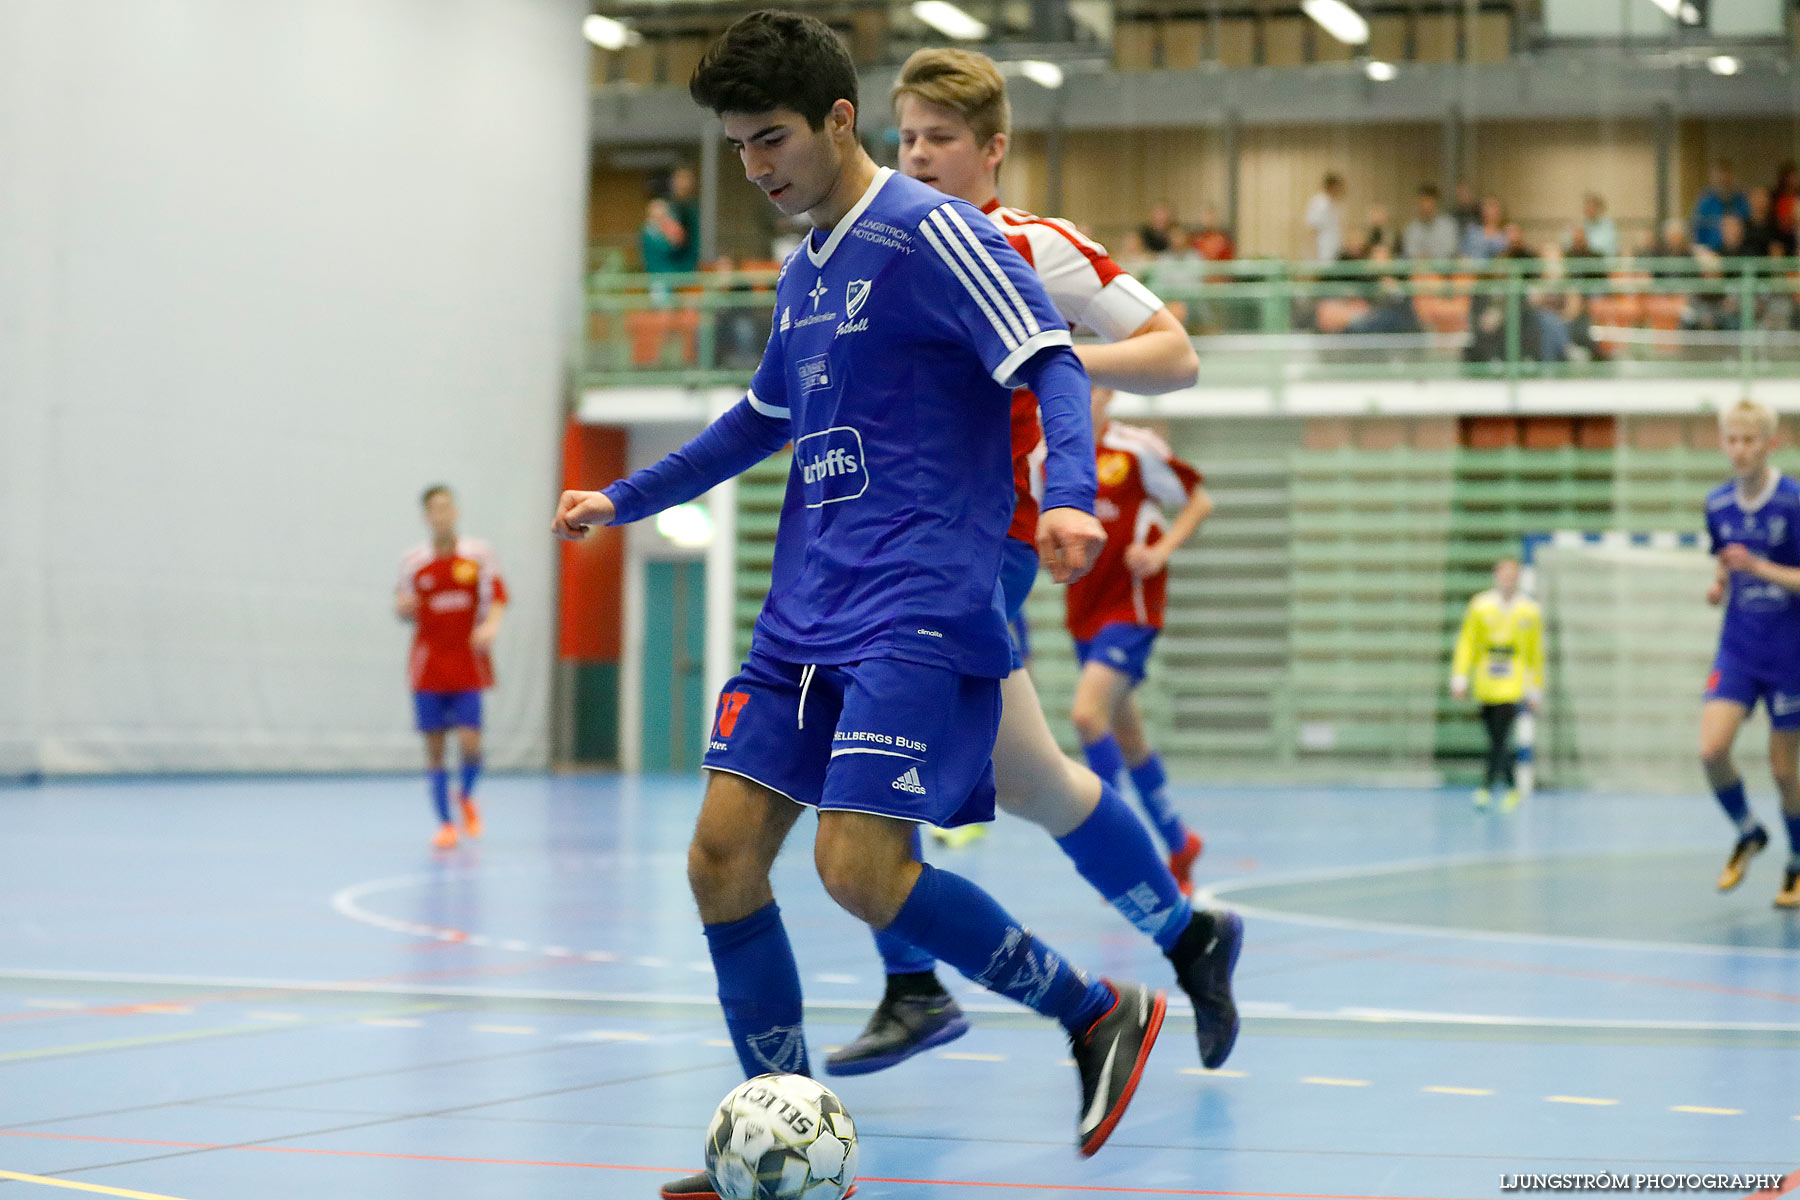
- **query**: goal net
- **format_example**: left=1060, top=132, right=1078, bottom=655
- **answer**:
left=1530, top=532, right=1743, bottom=794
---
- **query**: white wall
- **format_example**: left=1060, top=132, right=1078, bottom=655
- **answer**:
left=0, top=0, right=590, bottom=773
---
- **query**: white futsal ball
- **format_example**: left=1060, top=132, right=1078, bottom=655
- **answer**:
left=703, top=1073, right=859, bottom=1200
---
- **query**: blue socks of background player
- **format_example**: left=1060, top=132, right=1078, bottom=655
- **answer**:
left=873, top=825, right=940, bottom=976
left=1058, top=784, right=1192, bottom=951
left=1785, top=811, right=1800, bottom=863
left=1083, top=735, right=1126, bottom=789
left=705, top=903, right=810, bottom=1078
left=428, top=768, right=450, bottom=824
left=459, top=755, right=481, bottom=800
left=1127, top=754, right=1189, bottom=854
left=1714, top=779, right=1754, bottom=832
left=884, top=863, right=1112, bottom=1033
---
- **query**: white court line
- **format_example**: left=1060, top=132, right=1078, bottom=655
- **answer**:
left=1194, top=850, right=1800, bottom=962
left=3, top=968, right=1797, bottom=1036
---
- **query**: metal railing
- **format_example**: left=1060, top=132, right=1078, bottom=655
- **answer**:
left=584, top=255, right=1799, bottom=393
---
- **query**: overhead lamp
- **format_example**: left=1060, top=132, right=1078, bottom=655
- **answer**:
left=1364, top=59, right=1397, bottom=82
left=1644, top=0, right=1701, bottom=22
left=1707, top=54, right=1741, bottom=75
left=1301, top=0, right=1370, bottom=46
left=583, top=14, right=635, bottom=51
left=1018, top=60, right=1065, bottom=89
left=910, top=0, right=989, bottom=40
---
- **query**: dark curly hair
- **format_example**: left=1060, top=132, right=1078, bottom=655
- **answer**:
left=689, top=10, right=858, bottom=132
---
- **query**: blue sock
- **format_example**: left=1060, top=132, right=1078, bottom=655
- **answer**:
left=458, top=755, right=481, bottom=800
left=428, top=769, right=450, bottom=824
left=1127, top=754, right=1189, bottom=854
left=1714, top=779, right=1754, bottom=833
left=872, top=826, right=938, bottom=975
left=883, top=863, right=1112, bottom=1033
left=704, top=903, right=809, bottom=1078
left=1784, top=811, right=1800, bottom=859
left=1083, top=735, right=1126, bottom=790
left=1057, top=784, right=1193, bottom=952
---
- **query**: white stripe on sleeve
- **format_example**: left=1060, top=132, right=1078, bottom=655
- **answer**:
left=924, top=208, right=1025, bottom=348
left=991, top=328, right=1074, bottom=388
left=941, top=205, right=1043, bottom=339
left=746, top=388, right=790, bottom=420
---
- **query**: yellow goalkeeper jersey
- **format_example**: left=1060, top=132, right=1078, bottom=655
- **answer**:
left=1451, top=590, right=1544, bottom=705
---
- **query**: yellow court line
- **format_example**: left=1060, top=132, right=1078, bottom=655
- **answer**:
left=1670, top=1105, right=1742, bottom=1115
left=937, top=1051, right=1006, bottom=1062
left=1546, top=1095, right=1619, bottom=1106
left=1424, top=1085, right=1494, bottom=1096
left=1181, top=1067, right=1248, bottom=1078
left=1302, top=1076, right=1371, bottom=1087
left=0, top=1168, right=194, bottom=1199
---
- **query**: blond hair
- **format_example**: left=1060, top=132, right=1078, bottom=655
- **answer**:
left=892, top=47, right=1010, bottom=147
left=1719, top=397, right=1778, bottom=438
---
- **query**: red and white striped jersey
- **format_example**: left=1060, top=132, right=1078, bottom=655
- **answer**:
left=983, top=199, right=1165, bottom=545
left=397, top=537, right=508, bottom=693
left=1062, top=422, right=1202, bottom=642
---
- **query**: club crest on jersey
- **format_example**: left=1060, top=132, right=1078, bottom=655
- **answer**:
left=452, top=560, right=479, bottom=585
left=1098, top=451, right=1132, bottom=487
left=846, top=279, right=871, bottom=318
left=795, top=426, right=868, bottom=508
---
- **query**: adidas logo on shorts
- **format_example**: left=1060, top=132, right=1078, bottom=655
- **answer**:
left=891, top=767, right=926, bottom=795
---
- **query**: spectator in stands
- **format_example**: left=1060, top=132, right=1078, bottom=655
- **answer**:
left=1685, top=215, right=1748, bottom=331
left=665, top=167, right=702, bottom=274
left=1692, top=159, right=1750, bottom=252
left=639, top=198, right=690, bottom=302
left=1402, top=184, right=1459, bottom=261
left=1651, top=216, right=1690, bottom=260
left=1534, top=245, right=1606, bottom=362
left=1769, top=162, right=1798, bottom=255
left=1452, top=180, right=1482, bottom=234
left=1350, top=204, right=1393, bottom=259
left=1191, top=204, right=1235, bottom=261
left=1462, top=197, right=1509, bottom=260
left=1140, top=200, right=1176, bottom=255
left=1344, top=245, right=1421, bottom=335
left=1579, top=192, right=1619, bottom=257
left=1305, top=172, right=1346, bottom=262
left=1746, top=186, right=1778, bottom=257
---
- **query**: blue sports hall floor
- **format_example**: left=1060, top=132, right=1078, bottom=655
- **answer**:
left=1, top=773, right=1797, bottom=1199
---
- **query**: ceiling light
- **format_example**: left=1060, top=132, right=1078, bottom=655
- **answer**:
left=583, top=14, right=634, bottom=51
left=1301, top=0, right=1370, bottom=46
left=1018, top=60, right=1064, bottom=89
left=1643, top=0, right=1680, bottom=16
left=1678, top=2, right=1701, bottom=21
left=910, top=0, right=989, bottom=40
left=1364, top=59, right=1397, bottom=82
left=1707, top=54, right=1741, bottom=75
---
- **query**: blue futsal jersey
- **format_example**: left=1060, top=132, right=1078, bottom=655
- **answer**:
left=1706, top=472, right=1800, bottom=665
left=603, top=168, right=1096, bottom=679
left=749, top=169, right=1090, bottom=677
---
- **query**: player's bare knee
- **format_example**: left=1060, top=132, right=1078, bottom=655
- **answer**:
left=1070, top=703, right=1109, bottom=745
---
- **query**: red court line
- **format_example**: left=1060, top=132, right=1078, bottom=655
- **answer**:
left=1746, top=1168, right=1800, bottom=1198
left=0, top=1131, right=1488, bottom=1197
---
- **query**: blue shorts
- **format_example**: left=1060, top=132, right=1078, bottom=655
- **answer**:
left=999, top=538, right=1039, bottom=671
left=1705, top=651, right=1800, bottom=729
left=414, top=690, right=482, bottom=732
left=703, top=649, right=1000, bottom=828
left=1073, top=623, right=1159, bottom=688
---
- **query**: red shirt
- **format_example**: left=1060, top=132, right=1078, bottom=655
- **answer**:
left=982, top=200, right=1164, bottom=544
left=397, top=538, right=507, bottom=693
left=1063, top=422, right=1201, bottom=642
